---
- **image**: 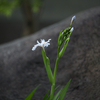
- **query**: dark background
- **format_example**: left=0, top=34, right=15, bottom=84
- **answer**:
left=0, top=0, right=100, bottom=44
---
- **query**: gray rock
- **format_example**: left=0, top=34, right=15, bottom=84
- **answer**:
left=0, top=7, right=100, bottom=100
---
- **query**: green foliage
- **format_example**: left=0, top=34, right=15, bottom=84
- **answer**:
left=0, top=0, right=19, bottom=16
left=43, top=90, right=50, bottom=100
left=58, top=79, right=71, bottom=100
left=53, top=88, right=62, bottom=100
left=41, top=48, right=54, bottom=84
left=0, top=0, right=42, bottom=16
left=25, top=84, right=40, bottom=100
left=43, top=86, right=60, bottom=100
left=31, top=0, right=42, bottom=13
left=43, top=80, right=71, bottom=100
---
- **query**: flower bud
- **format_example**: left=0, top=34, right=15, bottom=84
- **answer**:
left=70, top=27, right=74, bottom=32
left=71, top=16, right=76, bottom=23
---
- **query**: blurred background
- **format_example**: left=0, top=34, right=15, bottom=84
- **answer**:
left=0, top=0, right=100, bottom=44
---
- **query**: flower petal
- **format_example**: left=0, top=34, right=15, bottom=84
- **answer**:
left=44, top=42, right=50, bottom=47
left=32, top=44, right=40, bottom=51
left=32, top=39, right=51, bottom=51
left=37, top=40, right=39, bottom=44
left=41, top=39, right=45, bottom=43
left=47, top=39, right=51, bottom=42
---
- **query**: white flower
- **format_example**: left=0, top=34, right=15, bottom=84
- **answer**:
left=32, top=39, right=51, bottom=51
left=71, top=16, right=76, bottom=23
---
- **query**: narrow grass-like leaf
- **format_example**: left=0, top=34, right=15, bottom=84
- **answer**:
left=58, top=30, right=62, bottom=46
left=41, top=49, right=54, bottom=84
left=46, top=57, right=54, bottom=83
left=25, top=84, right=40, bottom=100
left=46, top=96, right=50, bottom=100
left=53, top=88, right=63, bottom=100
left=58, top=79, right=71, bottom=100
left=55, top=85, right=60, bottom=91
left=43, top=90, right=50, bottom=100
left=42, top=86, right=59, bottom=100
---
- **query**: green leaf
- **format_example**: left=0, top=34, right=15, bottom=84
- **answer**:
left=58, top=79, right=71, bottom=100
left=59, top=37, right=70, bottom=59
left=46, top=96, right=50, bottom=100
left=58, top=30, right=62, bottom=46
left=63, top=27, right=71, bottom=38
left=53, top=88, right=63, bottom=100
left=55, top=85, right=60, bottom=91
left=42, top=86, right=60, bottom=100
left=41, top=49, right=54, bottom=84
left=43, top=90, right=50, bottom=100
left=46, top=57, right=54, bottom=83
left=25, top=84, right=40, bottom=100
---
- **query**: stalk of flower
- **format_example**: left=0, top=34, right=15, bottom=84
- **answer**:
left=70, top=15, right=76, bottom=27
left=50, top=16, right=76, bottom=100
left=28, top=15, right=76, bottom=100
left=32, top=39, right=54, bottom=85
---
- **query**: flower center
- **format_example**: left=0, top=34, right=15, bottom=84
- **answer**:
left=42, top=41, right=45, bottom=48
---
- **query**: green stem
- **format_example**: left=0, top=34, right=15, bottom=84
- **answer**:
left=50, top=46, right=60, bottom=100
left=54, top=46, right=60, bottom=81
left=54, top=58, right=59, bottom=81
left=50, top=83, right=55, bottom=100
left=50, top=58, right=59, bottom=100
